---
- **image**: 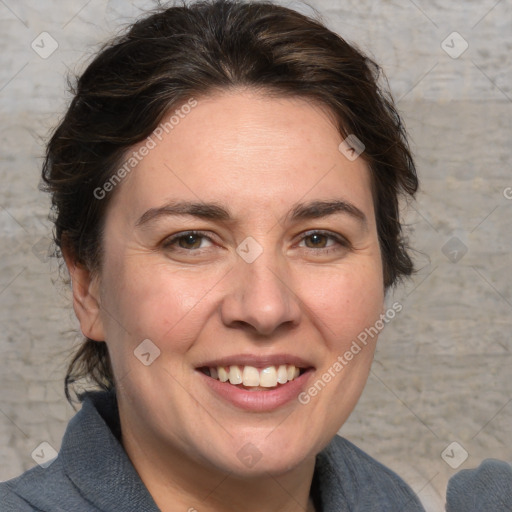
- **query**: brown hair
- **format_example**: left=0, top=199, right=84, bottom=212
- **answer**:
left=41, top=0, right=418, bottom=402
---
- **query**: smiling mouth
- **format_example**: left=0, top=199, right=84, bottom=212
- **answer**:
left=198, top=364, right=308, bottom=390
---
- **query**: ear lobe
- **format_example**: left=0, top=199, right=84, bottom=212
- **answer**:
left=62, top=249, right=105, bottom=342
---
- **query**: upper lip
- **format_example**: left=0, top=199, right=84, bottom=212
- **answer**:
left=196, top=353, right=315, bottom=370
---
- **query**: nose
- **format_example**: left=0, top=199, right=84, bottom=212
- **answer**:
left=220, top=248, right=302, bottom=337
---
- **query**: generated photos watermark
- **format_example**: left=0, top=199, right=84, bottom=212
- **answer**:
left=338, top=133, right=365, bottom=161
left=93, top=97, right=198, bottom=200
left=298, top=301, right=403, bottom=405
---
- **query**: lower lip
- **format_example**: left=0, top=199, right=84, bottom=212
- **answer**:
left=197, top=369, right=314, bottom=412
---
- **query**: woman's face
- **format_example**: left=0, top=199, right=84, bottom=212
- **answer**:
left=82, top=89, right=384, bottom=476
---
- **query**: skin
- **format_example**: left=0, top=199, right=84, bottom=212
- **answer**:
left=66, top=88, right=385, bottom=512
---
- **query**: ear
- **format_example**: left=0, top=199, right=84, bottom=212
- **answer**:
left=62, top=246, right=105, bottom=342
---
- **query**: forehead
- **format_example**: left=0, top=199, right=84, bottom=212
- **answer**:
left=108, top=89, right=375, bottom=226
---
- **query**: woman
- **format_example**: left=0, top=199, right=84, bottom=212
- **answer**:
left=1, top=1, right=509, bottom=510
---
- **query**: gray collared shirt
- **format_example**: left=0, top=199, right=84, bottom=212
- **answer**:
left=1, top=391, right=509, bottom=511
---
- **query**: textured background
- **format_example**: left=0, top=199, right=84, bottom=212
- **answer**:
left=0, top=1, right=511, bottom=510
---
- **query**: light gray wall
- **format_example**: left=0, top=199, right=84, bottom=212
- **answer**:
left=1, top=1, right=511, bottom=510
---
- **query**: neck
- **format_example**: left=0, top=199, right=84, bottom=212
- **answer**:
left=120, top=418, right=317, bottom=512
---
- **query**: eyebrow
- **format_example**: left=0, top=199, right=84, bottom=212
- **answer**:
left=135, top=199, right=367, bottom=229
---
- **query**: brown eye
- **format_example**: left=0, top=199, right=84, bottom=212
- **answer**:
left=177, top=233, right=203, bottom=249
left=304, top=233, right=330, bottom=249
left=298, top=230, right=350, bottom=254
left=162, top=231, right=214, bottom=251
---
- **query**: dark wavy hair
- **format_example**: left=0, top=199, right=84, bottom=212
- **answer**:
left=41, top=0, right=418, bottom=403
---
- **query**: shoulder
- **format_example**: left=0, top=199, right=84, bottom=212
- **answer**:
left=314, top=435, right=425, bottom=511
left=446, top=458, right=512, bottom=511
left=0, top=457, right=84, bottom=512
left=1, top=391, right=157, bottom=512
left=0, top=393, right=108, bottom=512
left=0, top=478, right=36, bottom=511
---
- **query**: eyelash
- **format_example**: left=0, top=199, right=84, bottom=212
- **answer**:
left=161, top=229, right=350, bottom=255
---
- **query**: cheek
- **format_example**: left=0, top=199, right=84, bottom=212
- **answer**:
left=299, top=262, right=384, bottom=345
left=100, top=258, right=220, bottom=350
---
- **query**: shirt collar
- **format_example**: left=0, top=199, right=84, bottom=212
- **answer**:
left=60, top=390, right=160, bottom=512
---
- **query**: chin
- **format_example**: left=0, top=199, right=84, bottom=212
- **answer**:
left=203, top=439, right=314, bottom=478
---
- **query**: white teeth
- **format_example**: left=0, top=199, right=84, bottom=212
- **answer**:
left=277, top=365, right=288, bottom=384
left=242, top=366, right=260, bottom=386
left=208, top=364, right=304, bottom=387
left=228, top=365, right=243, bottom=385
left=259, top=366, right=277, bottom=387
left=218, top=366, right=229, bottom=382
